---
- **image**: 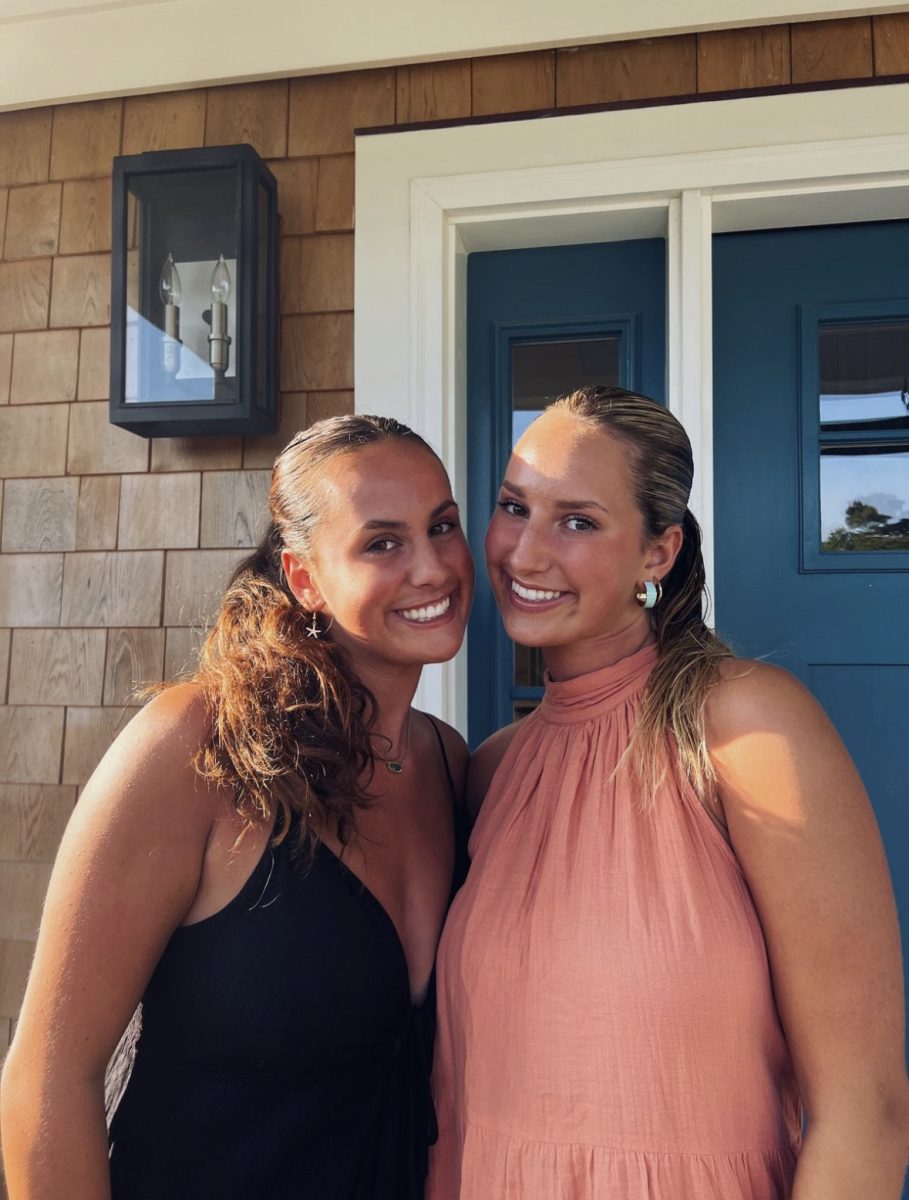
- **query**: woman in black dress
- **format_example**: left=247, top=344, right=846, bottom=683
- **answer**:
left=1, top=415, right=474, bottom=1199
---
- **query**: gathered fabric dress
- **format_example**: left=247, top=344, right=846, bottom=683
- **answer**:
left=429, top=643, right=801, bottom=1199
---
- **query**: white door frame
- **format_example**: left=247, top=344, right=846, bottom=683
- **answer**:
left=354, top=84, right=909, bottom=733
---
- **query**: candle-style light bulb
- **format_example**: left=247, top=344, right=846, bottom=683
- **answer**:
left=208, top=254, right=232, bottom=376
left=159, top=252, right=182, bottom=306
left=210, top=254, right=231, bottom=303
left=159, top=252, right=182, bottom=375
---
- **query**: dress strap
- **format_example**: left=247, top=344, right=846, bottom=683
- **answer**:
left=425, top=714, right=457, bottom=806
left=425, top=714, right=470, bottom=893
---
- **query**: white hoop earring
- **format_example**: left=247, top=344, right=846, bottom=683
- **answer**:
left=635, top=580, right=662, bottom=610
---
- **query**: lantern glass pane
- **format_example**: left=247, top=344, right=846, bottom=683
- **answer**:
left=123, top=167, right=239, bottom=405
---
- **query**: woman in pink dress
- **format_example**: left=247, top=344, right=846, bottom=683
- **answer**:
left=429, top=387, right=908, bottom=1199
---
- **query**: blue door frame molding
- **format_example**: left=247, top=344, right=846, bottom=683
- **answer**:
left=469, top=316, right=638, bottom=743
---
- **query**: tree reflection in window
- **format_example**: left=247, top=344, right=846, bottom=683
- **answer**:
left=823, top=499, right=909, bottom=551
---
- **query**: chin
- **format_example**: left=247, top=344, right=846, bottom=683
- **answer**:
left=499, top=613, right=558, bottom=650
left=418, top=629, right=468, bottom=665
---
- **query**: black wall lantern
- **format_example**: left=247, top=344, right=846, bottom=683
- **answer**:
left=109, top=144, right=278, bottom=437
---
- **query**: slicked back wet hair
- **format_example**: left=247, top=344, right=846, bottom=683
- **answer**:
left=550, top=387, right=733, bottom=805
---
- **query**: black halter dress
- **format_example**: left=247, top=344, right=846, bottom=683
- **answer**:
left=108, top=719, right=463, bottom=1200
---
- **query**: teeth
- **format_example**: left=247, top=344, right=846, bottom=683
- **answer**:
left=400, top=595, right=451, bottom=622
left=511, top=580, right=563, bottom=603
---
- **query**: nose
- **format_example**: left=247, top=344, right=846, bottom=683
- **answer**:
left=408, top=536, right=450, bottom=590
left=506, top=520, right=550, bottom=577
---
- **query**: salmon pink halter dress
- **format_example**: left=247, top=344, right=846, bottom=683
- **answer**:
left=429, top=643, right=801, bottom=1199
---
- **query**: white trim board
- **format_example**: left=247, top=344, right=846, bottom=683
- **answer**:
left=5, top=1, right=909, bottom=110
left=354, top=83, right=909, bottom=731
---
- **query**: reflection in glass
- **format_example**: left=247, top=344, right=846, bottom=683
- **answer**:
left=510, top=335, right=622, bottom=698
left=123, top=168, right=238, bottom=405
left=819, top=321, right=909, bottom=431
left=512, top=336, right=621, bottom=446
left=820, top=448, right=909, bottom=552
left=125, top=258, right=238, bottom=403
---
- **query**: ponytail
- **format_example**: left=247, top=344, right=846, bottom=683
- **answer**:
left=627, top=508, right=732, bottom=806
left=192, top=522, right=377, bottom=853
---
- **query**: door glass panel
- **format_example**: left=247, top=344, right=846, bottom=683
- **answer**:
left=510, top=335, right=621, bottom=712
left=816, top=317, right=909, bottom=557
left=819, top=321, right=909, bottom=431
left=512, top=336, right=621, bottom=445
left=820, top=447, right=909, bottom=552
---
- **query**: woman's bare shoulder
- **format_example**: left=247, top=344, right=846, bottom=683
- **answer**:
left=704, top=655, right=862, bottom=829
left=125, top=679, right=212, bottom=744
left=420, top=712, right=469, bottom=797
left=80, top=681, right=221, bottom=831
left=706, top=656, right=822, bottom=745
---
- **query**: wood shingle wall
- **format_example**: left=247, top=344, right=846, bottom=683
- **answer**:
left=0, top=8, right=907, bottom=1096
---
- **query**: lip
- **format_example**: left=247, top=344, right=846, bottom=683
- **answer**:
left=392, top=588, right=459, bottom=627
left=504, top=573, right=571, bottom=612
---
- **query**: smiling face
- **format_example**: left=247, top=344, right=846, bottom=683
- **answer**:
left=485, top=407, right=681, bottom=680
left=282, top=438, right=473, bottom=678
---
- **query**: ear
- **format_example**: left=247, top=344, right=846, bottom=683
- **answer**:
left=281, top=549, right=326, bottom=612
left=642, top=523, right=684, bottom=582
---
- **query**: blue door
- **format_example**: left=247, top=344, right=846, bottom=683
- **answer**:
left=467, top=239, right=666, bottom=747
left=713, top=223, right=909, bottom=1085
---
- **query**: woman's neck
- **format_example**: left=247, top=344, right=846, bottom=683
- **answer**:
left=354, top=660, right=422, bottom=743
left=543, top=615, right=655, bottom=683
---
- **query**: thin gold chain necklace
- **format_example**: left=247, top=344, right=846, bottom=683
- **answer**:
left=375, top=711, right=412, bottom=774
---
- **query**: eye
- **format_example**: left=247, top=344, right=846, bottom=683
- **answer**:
left=429, top=517, right=459, bottom=537
left=366, top=537, right=398, bottom=554
left=497, top=498, right=527, bottom=518
left=564, top=514, right=597, bottom=533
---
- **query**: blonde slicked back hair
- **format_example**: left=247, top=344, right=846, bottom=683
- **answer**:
left=191, top=414, right=441, bottom=854
left=550, top=386, right=733, bottom=806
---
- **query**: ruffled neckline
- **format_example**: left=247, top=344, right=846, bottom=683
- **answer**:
left=539, top=640, right=659, bottom=725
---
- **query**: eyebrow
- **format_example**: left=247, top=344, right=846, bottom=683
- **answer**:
left=362, top=499, right=459, bottom=531
left=500, top=479, right=609, bottom=515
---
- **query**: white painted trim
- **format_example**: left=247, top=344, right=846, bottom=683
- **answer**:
left=5, top=0, right=909, bottom=111
left=669, top=190, right=715, bottom=620
left=355, top=84, right=909, bottom=730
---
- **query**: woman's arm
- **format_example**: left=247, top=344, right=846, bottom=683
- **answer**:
left=0, top=686, right=219, bottom=1200
left=706, top=662, right=909, bottom=1199
left=465, top=721, right=522, bottom=826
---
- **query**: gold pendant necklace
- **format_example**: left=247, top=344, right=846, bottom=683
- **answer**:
left=376, top=712, right=412, bottom=775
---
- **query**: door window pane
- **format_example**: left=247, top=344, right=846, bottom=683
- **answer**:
left=819, top=321, right=909, bottom=432
left=816, top=317, right=909, bottom=558
left=512, top=336, right=621, bottom=446
left=820, top=447, right=909, bottom=552
left=510, top=335, right=621, bottom=709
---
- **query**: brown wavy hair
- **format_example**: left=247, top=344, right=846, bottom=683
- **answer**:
left=550, top=386, right=733, bottom=804
left=191, top=414, right=441, bottom=851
